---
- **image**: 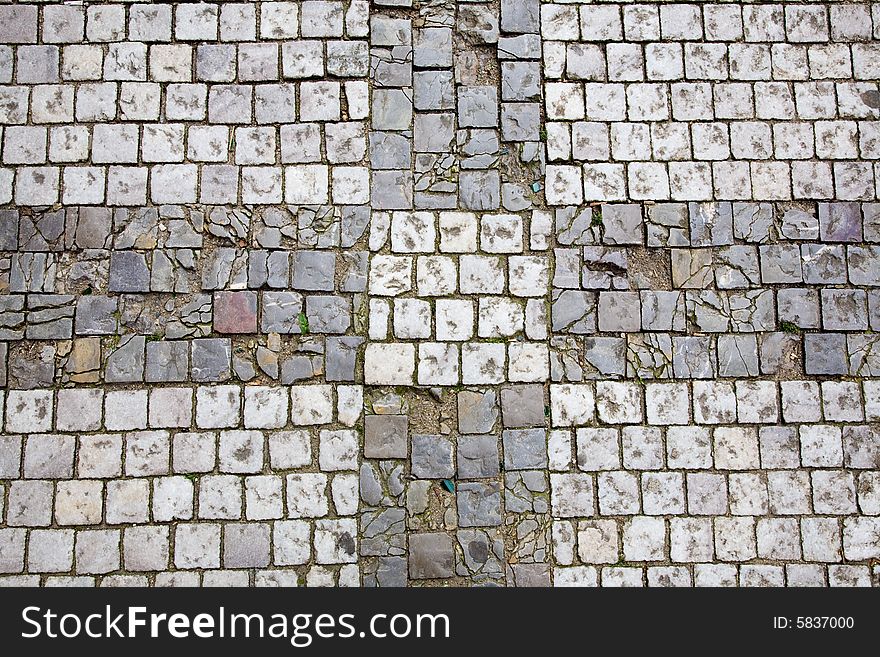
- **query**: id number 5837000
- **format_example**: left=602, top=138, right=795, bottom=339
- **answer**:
left=773, top=617, right=854, bottom=629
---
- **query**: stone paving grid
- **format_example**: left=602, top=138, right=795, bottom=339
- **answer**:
left=0, top=0, right=877, bottom=587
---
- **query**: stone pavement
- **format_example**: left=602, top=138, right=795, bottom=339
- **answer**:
left=0, top=0, right=878, bottom=587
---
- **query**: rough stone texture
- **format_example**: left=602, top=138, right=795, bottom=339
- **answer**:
left=0, top=0, right=878, bottom=589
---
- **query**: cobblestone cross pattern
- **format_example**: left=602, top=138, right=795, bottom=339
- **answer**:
left=0, top=0, right=879, bottom=587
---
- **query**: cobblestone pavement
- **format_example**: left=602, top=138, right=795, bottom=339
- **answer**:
left=0, top=1, right=879, bottom=587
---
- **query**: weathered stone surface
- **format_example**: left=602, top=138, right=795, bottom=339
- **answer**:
left=502, top=429, right=548, bottom=470
left=213, top=291, right=258, bottom=334
left=409, top=533, right=454, bottom=579
left=0, top=0, right=876, bottom=590
left=411, top=434, right=454, bottom=479
left=457, top=482, right=503, bottom=527
left=364, top=415, right=407, bottom=459
left=458, top=391, right=498, bottom=434
left=500, top=385, right=545, bottom=428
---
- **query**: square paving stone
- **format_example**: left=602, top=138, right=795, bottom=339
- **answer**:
left=502, top=429, right=548, bottom=470
left=459, top=170, right=500, bottom=210
left=213, top=291, right=258, bottom=334
left=223, top=523, right=271, bottom=568
left=458, top=86, right=498, bottom=127
left=325, top=336, right=363, bottom=382
left=409, top=532, right=455, bottom=579
left=104, top=335, right=145, bottom=383
left=819, top=202, right=862, bottom=242
left=413, top=113, right=455, bottom=152
left=501, top=102, right=540, bottom=141
left=804, top=333, right=848, bottom=375
left=413, top=27, right=453, bottom=68
left=261, top=291, right=304, bottom=334
left=191, top=338, right=231, bottom=382
left=414, top=70, right=455, bottom=110
left=305, top=295, right=351, bottom=334
left=370, top=132, right=412, bottom=169
left=74, top=296, right=118, bottom=335
left=457, top=435, right=500, bottom=479
left=457, top=482, right=502, bottom=527
left=508, top=563, right=551, bottom=587
left=292, top=251, right=335, bottom=291
left=458, top=390, right=498, bottom=434
left=365, top=556, right=408, bottom=587
left=108, top=251, right=150, bottom=293
left=411, top=434, right=454, bottom=479
left=145, top=340, right=189, bottom=382
left=372, top=88, right=412, bottom=130
left=501, top=61, right=541, bottom=101
left=500, top=384, right=545, bottom=427
left=501, top=0, right=539, bottom=33
left=364, top=414, right=408, bottom=459
left=371, top=170, right=414, bottom=209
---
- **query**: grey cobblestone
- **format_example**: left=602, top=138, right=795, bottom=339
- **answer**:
left=0, top=0, right=877, bottom=588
